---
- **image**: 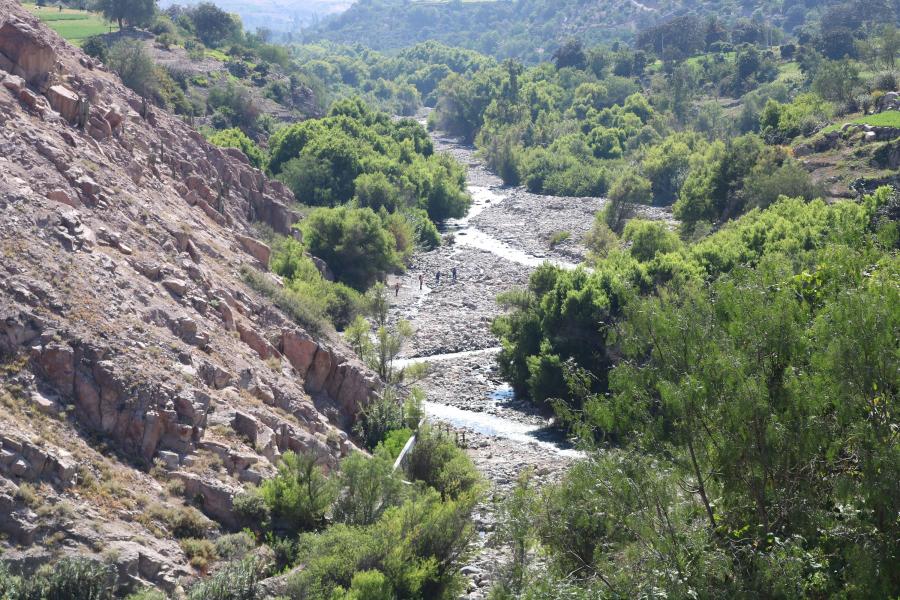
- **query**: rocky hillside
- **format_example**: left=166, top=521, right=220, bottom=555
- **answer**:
left=0, top=1, right=378, bottom=594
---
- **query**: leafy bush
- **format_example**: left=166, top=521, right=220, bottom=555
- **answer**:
left=181, top=538, right=218, bottom=571
left=241, top=265, right=327, bottom=334
left=107, top=40, right=157, bottom=98
left=622, top=220, right=680, bottom=262
left=207, top=83, right=260, bottom=132
left=333, top=451, right=404, bottom=526
left=82, top=36, right=108, bottom=63
left=268, top=100, right=468, bottom=224
left=287, top=488, right=476, bottom=600
left=405, top=426, right=480, bottom=501
left=376, top=428, right=414, bottom=460
left=214, top=532, right=257, bottom=560
left=208, top=128, right=265, bottom=168
left=268, top=236, right=361, bottom=329
left=300, top=207, right=404, bottom=290
left=186, top=557, right=266, bottom=600
left=148, top=503, right=212, bottom=539
left=0, top=558, right=117, bottom=600
left=259, top=451, right=336, bottom=535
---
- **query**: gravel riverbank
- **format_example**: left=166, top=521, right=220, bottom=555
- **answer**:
left=384, top=131, right=600, bottom=598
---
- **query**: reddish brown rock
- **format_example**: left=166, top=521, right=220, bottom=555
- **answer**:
left=0, top=17, right=57, bottom=85
left=45, top=84, right=78, bottom=122
left=236, top=320, right=279, bottom=361
left=236, top=233, right=271, bottom=266
left=282, top=329, right=318, bottom=377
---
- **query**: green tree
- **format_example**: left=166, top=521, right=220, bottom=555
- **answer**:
left=604, top=173, right=650, bottom=233
left=94, top=0, right=156, bottom=29
left=190, top=2, right=239, bottom=47
left=300, top=207, right=403, bottom=290
left=812, top=59, right=861, bottom=104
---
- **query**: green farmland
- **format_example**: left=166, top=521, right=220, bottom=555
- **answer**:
left=24, top=4, right=112, bottom=45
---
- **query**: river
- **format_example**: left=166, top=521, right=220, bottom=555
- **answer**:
left=386, top=128, right=603, bottom=597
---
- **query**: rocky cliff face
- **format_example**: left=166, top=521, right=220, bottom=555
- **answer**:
left=0, top=1, right=378, bottom=593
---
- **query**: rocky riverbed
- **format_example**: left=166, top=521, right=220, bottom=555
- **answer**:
left=387, top=131, right=596, bottom=598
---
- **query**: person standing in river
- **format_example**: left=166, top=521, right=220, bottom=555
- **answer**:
left=419, top=273, right=424, bottom=290
left=451, top=267, right=457, bottom=282
left=435, top=270, right=441, bottom=284
left=394, top=281, right=401, bottom=297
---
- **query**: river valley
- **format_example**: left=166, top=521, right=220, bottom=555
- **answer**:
left=386, top=129, right=607, bottom=598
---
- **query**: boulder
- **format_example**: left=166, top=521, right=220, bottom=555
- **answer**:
left=236, top=320, right=279, bottom=361
left=0, top=17, right=57, bottom=85
left=35, top=343, right=75, bottom=396
left=236, top=234, right=271, bottom=266
left=304, top=346, right=333, bottom=394
left=162, top=278, right=189, bottom=297
left=1, top=74, right=25, bottom=94
left=45, top=85, right=79, bottom=123
left=46, top=189, right=78, bottom=208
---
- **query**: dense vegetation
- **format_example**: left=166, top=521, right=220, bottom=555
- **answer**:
left=290, top=41, right=494, bottom=115
left=269, top=98, right=469, bottom=222
left=305, top=0, right=875, bottom=63
left=430, top=21, right=898, bottom=213
left=229, top=427, right=481, bottom=600
left=489, top=187, right=899, bottom=598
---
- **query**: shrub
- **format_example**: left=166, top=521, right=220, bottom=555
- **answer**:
left=548, top=231, right=570, bottom=249
left=107, top=40, right=157, bottom=98
left=233, top=489, right=271, bottom=534
left=0, top=558, right=118, bottom=600
left=147, top=503, right=211, bottom=539
left=156, top=33, right=177, bottom=50
left=405, top=426, right=479, bottom=500
left=622, top=220, right=680, bottom=262
left=333, top=451, right=404, bottom=527
left=207, top=83, right=260, bottom=132
left=268, top=236, right=362, bottom=329
left=259, top=451, right=336, bottom=535
left=241, top=265, right=327, bottom=334
left=287, top=488, right=476, bottom=600
left=583, top=216, right=618, bottom=259
left=181, top=538, right=218, bottom=571
left=208, top=128, right=265, bottom=168
left=376, top=428, right=414, bottom=460
left=300, top=207, right=404, bottom=291
left=186, top=557, right=266, bottom=600
left=265, top=532, right=299, bottom=572
left=82, top=36, right=108, bottom=63
left=214, top=531, right=257, bottom=560
left=341, top=570, right=393, bottom=600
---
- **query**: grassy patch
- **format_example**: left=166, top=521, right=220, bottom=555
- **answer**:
left=23, top=4, right=112, bottom=44
left=821, top=111, right=900, bottom=133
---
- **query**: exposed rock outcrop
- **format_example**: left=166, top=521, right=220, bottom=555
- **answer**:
left=0, top=0, right=379, bottom=592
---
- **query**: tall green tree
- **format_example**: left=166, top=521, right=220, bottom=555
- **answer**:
left=94, top=0, right=156, bottom=30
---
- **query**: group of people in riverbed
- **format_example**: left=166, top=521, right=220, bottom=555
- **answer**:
left=393, top=267, right=458, bottom=296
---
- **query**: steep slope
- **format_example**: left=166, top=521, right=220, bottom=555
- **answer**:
left=0, top=1, right=378, bottom=594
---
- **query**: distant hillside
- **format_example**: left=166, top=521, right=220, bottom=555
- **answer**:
left=304, top=0, right=895, bottom=61
left=158, top=0, right=352, bottom=35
